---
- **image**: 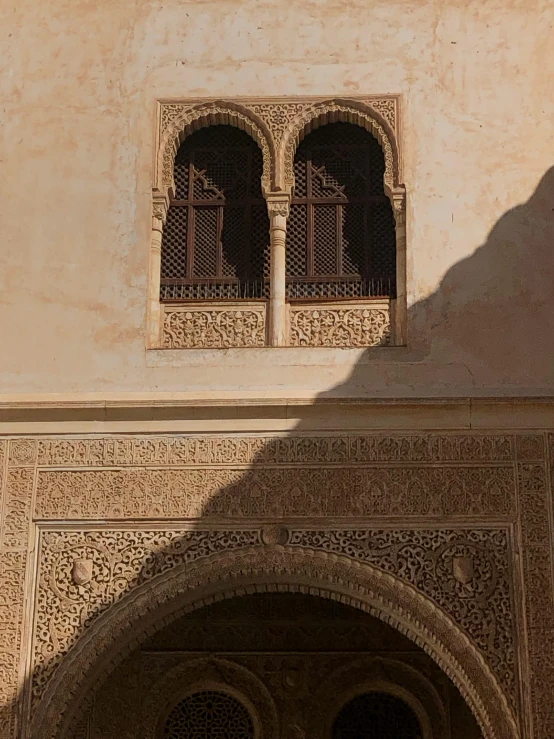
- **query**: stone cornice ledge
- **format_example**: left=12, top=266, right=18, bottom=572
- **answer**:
left=0, top=395, right=552, bottom=433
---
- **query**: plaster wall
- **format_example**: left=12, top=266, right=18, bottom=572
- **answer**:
left=1, top=0, right=554, bottom=398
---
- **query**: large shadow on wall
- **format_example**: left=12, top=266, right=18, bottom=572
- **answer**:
left=20, top=167, right=554, bottom=739
left=395, top=165, right=554, bottom=393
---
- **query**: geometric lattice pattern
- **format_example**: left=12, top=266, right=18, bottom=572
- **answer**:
left=160, top=126, right=270, bottom=301
left=332, top=692, right=423, bottom=739
left=164, top=691, right=254, bottom=739
left=288, top=122, right=396, bottom=299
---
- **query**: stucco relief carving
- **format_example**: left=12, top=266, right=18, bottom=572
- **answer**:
left=362, top=98, right=397, bottom=129
left=157, top=97, right=400, bottom=196
left=0, top=432, right=551, bottom=739
left=34, top=545, right=518, bottom=739
left=33, top=527, right=514, bottom=713
left=279, top=99, right=399, bottom=191
left=289, top=304, right=391, bottom=347
left=162, top=305, right=267, bottom=349
left=0, top=440, right=36, bottom=739
left=243, top=102, right=307, bottom=140
left=157, top=102, right=274, bottom=195
left=518, top=452, right=554, bottom=738
left=0, top=550, right=26, bottom=738
left=152, top=96, right=403, bottom=350
left=34, top=465, right=516, bottom=519
left=35, top=433, right=517, bottom=467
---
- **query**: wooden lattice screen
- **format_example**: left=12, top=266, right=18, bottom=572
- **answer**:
left=160, top=126, right=270, bottom=301
left=287, top=122, right=396, bottom=300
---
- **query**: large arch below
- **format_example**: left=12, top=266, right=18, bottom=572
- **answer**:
left=31, top=546, right=519, bottom=739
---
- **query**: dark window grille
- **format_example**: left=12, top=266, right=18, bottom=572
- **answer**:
left=160, top=126, right=270, bottom=302
left=332, top=692, right=423, bottom=739
left=164, top=690, right=254, bottom=739
left=287, top=122, right=396, bottom=301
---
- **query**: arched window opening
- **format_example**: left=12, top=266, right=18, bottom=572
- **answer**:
left=332, top=692, right=422, bottom=739
left=163, top=690, right=255, bottom=739
left=160, top=126, right=270, bottom=302
left=287, top=122, right=396, bottom=301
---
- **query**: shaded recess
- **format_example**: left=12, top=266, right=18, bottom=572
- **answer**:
left=72, top=593, right=482, bottom=739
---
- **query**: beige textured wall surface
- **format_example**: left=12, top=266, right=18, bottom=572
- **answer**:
left=1, top=0, right=554, bottom=398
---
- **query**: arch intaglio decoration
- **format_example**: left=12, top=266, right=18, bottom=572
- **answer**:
left=33, top=547, right=519, bottom=739
left=148, top=96, right=407, bottom=350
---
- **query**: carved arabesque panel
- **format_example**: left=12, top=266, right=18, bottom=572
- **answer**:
left=32, top=527, right=514, bottom=716
left=0, top=439, right=36, bottom=739
left=163, top=305, right=267, bottom=349
left=289, top=304, right=391, bottom=347
left=33, top=530, right=260, bottom=705
left=35, top=465, right=516, bottom=520
left=34, top=433, right=517, bottom=468
left=157, top=97, right=400, bottom=196
left=520, top=445, right=554, bottom=738
left=0, top=431, right=550, bottom=739
left=158, top=103, right=274, bottom=196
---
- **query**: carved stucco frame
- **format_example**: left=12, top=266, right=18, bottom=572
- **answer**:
left=148, top=96, right=407, bottom=348
left=31, top=546, right=519, bottom=739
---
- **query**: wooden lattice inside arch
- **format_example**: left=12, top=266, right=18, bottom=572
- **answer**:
left=160, top=125, right=270, bottom=302
left=286, top=122, right=396, bottom=301
left=163, top=690, right=255, bottom=739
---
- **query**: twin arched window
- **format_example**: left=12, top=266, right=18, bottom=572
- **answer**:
left=160, top=122, right=396, bottom=304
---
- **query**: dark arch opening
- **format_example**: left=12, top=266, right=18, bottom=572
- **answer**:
left=71, top=592, right=483, bottom=739
left=160, top=125, right=270, bottom=302
left=332, top=692, right=422, bottom=739
left=287, top=121, right=396, bottom=301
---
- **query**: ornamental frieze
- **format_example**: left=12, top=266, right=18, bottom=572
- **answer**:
left=34, top=433, right=530, bottom=467
left=34, top=465, right=516, bottom=519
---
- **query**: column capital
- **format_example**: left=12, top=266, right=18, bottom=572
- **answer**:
left=152, top=191, right=170, bottom=228
left=390, top=186, right=406, bottom=227
left=265, top=193, right=291, bottom=220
